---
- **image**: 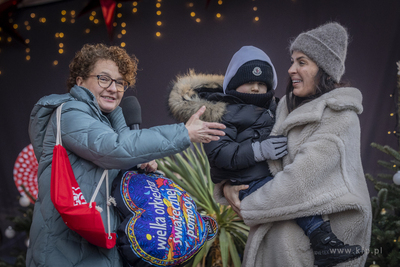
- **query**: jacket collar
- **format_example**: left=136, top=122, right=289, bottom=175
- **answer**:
left=278, top=87, right=362, bottom=134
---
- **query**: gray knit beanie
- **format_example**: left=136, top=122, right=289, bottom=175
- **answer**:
left=290, top=22, right=348, bottom=83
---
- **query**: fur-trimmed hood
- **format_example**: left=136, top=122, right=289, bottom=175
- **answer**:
left=168, top=70, right=227, bottom=123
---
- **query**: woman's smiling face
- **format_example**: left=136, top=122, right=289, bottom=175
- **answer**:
left=76, top=59, right=124, bottom=113
left=288, top=51, right=319, bottom=98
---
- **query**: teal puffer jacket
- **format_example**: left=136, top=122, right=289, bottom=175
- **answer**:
left=26, top=85, right=191, bottom=267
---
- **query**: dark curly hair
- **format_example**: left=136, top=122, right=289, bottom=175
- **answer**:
left=67, top=43, right=138, bottom=92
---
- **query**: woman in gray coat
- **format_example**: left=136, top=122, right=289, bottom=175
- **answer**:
left=219, top=22, right=372, bottom=267
left=26, top=43, right=225, bottom=267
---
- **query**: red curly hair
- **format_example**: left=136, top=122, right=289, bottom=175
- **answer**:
left=67, top=43, right=138, bottom=92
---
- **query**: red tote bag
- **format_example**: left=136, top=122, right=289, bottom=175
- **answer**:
left=50, top=103, right=116, bottom=249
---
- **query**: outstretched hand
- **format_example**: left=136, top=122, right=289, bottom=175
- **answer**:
left=185, top=106, right=226, bottom=143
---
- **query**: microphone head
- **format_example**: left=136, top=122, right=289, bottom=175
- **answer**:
left=121, top=96, right=142, bottom=126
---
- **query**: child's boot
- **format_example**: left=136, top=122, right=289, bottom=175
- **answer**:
left=309, top=221, right=363, bottom=267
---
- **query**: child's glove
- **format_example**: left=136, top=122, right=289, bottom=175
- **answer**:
left=252, top=135, right=288, bottom=161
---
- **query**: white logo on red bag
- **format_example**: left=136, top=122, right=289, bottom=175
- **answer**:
left=72, top=187, right=87, bottom=206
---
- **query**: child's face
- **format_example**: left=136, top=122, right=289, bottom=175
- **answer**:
left=236, top=81, right=268, bottom=94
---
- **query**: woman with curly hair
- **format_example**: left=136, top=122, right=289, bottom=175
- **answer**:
left=26, top=43, right=225, bottom=267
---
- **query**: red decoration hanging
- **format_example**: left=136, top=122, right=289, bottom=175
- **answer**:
left=13, top=144, right=38, bottom=203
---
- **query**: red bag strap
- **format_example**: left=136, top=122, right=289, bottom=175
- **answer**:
left=56, top=104, right=113, bottom=238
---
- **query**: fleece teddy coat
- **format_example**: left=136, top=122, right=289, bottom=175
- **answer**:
left=27, top=85, right=191, bottom=267
left=214, top=87, right=372, bottom=266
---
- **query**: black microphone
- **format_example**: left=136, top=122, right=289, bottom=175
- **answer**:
left=121, top=96, right=142, bottom=130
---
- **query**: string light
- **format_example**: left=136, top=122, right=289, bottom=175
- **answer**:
left=13, top=24, right=18, bottom=29
left=118, top=34, right=122, bottom=38
left=59, top=33, right=64, bottom=38
left=25, top=39, right=30, bottom=44
left=91, top=11, right=96, bottom=16
left=121, top=42, right=126, bottom=47
left=121, top=22, right=126, bottom=27
left=53, top=60, right=58, bottom=66
left=254, top=16, right=259, bottom=21
left=59, top=43, right=64, bottom=48
left=94, top=19, right=99, bottom=24
left=133, top=1, right=138, bottom=6
left=157, top=21, right=162, bottom=26
left=61, top=17, right=66, bottom=23
left=157, top=11, right=162, bottom=15
left=117, top=13, right=122, bottom=18
left=218, top=0, right=223, bottom=4
left=71, top=10, right=76, bottom=16
left=113, top=22, right=117, bottom=27
left=216, top=13, right=221, bottom=18
left=121, top=29, right=126, bottom=35
left=61, top=10, right=66, bottom=15
left=133, top=8, right=138, bottom=13
left=253, top=7, right=258, bottom=11
left=156, top=32, right=161, bottom=37
left=59, top=49, right=64, bottom=54
left=117, top=3, right=122, bottom=8
left=190, top=12, right=195, bottom=17
left=25, top=48, right=30, bottom=53
left=7, top=37, right=11, bottom=42
left=196, top=18, right=201, bottom=23
left=85, top=29, right=90, bottom=34
left=40, top=18, right=46, bottom=23
left=188, top=3, right=194, bottom=7
left=30, top=13, right=35, bottom=18
left=26, top=55, right=31, bottom=61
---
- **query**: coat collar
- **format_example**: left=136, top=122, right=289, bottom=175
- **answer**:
left=278, top=87, right=363, bottom=135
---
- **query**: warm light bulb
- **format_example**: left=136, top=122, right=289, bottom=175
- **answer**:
left=30, top=13, right=36, bottom=18
left=113, top=22, right=117, bottom=27
left=26, top=48, right=30, bottom=53
left=40, top=17, right=46, bottom=23
left=25, top=39, right=30, bottom=44
left=59, top=32, right=64, bottom=38
left=157, top=11, right=161, bottom=15
left=254, top=16, right=259, bottom=21
left=91, top=11, right=96, bottom=16
left=61, top=10, right=66, bottom=15
left=61, top=17, right=66, bottom=22
left=133, top=8, right=138, bottom=13
left=117, top=13, right=122, bottom=18
left=26, top=26, right=31, bottom=30
left=71, top=19, right=75, bottom=23
left=121, top=22, right=126, bottom=27
left=85, top=29, right=90, bottom=33
left=94, top=19, right=99, bottom=24
left=390, top=113, right=394, bottom=116
left=71, top=10, right=75, bottom=16
left=26, top=55, right=31, bottom=60
left=13, top=24, right=18, bottom=29
left=156, top=3, right=161, bottom=8
left=53, top=60, right=58, bottom=65
left=218, top=0, right=223, bottom=4
left=253, top=7, right=258, bottom=11
left=196, top=18, right=201, bottom=23
left=7, top=37, right=12, bottom=42
left=216, top=13, right=221, bottom=18
left=157, top=21, right=162, bottom=26
left=190, top=12, right=195, bottom=17
left=118, top=3, right=122, bottom=8
left=133, top=2, right=138, bottom=6
left=121, top=42, right=126, bottom=47
left=24, top=21, right=29, bottom=26
left=89, top=15, right=94, bottom=21
left=59, top=49, right=64, bottom=54
left=156, top=32, right=161, bottom=37
left=188, top=3, right=194, bottom=7
left=118, top=34, right=122, bottom=38
left=121, top=29, right=126, bottom=34
left=59, top=43, right=64, bottom=48
left=388, top=131, right=392, bottom=134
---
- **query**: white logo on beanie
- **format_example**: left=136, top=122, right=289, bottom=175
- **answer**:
left=252, top=67, right=262, bottom=76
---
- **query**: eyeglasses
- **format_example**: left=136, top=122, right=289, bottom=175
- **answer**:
left=89, top=75, right=130, bottom=92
